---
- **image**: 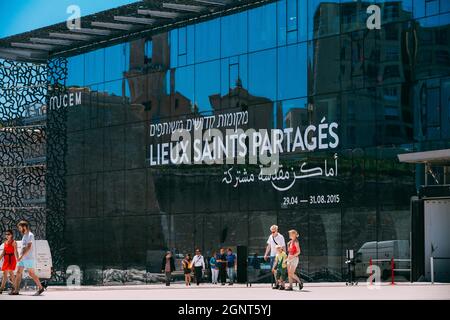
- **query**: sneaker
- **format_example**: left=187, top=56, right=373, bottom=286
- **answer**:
left=9, top=291, right=19, bottom=296
left=279, top=286, right=285, bottom=290
left=299, top=282, right=304, bottom=290
left=272, top=285, right=280, bottom=290
left=34, top=287, right=45, bottom=296
left=285, top=287, right=293, bottom=291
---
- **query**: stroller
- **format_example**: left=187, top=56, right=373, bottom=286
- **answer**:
left=345, top=249, right=358, bottom=286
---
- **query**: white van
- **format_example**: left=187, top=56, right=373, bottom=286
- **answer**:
left=0, top=240, right=53, bottom=279
left=354, top=240, right=410, bottom=280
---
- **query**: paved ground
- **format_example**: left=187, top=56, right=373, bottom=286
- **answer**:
left=0, top=282, right=449, bottom=300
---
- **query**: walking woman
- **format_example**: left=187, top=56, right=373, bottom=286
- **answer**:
left=182, top=254, right=192, bottom=286
left=286, top=229, right=303, bottom=291
left=209, top=251, right=219, bottom=284
left=0, top=229, right=18, bottom=294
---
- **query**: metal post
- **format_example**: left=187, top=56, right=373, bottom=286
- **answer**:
left=430, top=256, right=434, bottom=284
left=425, top=163, right=429, bottom=186
left=444, top=166, right=448, bottom=185
left=391, top=257, right=395, bottom=285
left=410, top=231, right=413, bottom=283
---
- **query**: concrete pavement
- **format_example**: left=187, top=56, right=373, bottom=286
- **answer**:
left=0, top=282, right=449, bottom=300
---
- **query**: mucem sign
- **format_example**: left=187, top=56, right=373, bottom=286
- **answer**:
left=49, top=92, right=82, bottom=109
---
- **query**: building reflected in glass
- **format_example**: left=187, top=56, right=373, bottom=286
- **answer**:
left=54, top=0, right=450, bottom=284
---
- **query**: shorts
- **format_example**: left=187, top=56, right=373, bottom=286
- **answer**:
left=287, top=256, right=299, bottom=269
left=276, top=268, right=287, bottom=281
left=18, top=260, right=35, bottom=269
left=184, top=269, right=191, bottom=275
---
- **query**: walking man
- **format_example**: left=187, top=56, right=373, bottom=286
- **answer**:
left=11, top=221, right=45, bottom=296
left=216, top=248, right=227, bottom=286
left=263, top=225, right=286, bottom=286
left=161, top=251, right=176, bottom=286
left=192, top=249, right=205, bottom=286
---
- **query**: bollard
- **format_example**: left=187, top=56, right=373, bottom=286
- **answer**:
left=391, top=257, right=395, bottom=285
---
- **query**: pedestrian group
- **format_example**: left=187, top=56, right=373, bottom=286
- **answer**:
left=161, top=225, right=303, bottom=291
left=0, top=221, right=47, bottom=296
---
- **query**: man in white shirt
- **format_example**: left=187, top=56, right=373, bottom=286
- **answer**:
left=12, top=221, right=45, bottom=296
left=264, top=225, right=286, bottom=285
left=192, top=249, right=205, bottom=286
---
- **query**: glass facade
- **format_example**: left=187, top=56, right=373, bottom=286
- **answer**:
left=59, top=0, right=449, bottom=284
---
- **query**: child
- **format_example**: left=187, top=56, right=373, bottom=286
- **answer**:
left=272, top=245, right=287, bottom=290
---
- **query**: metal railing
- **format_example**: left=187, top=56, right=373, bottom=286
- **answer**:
left=370, top=257, right=412, bottom=284
left=430, top=257, right=450, bottom=284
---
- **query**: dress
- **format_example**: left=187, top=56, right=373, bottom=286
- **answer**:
left=2, top=241, right=17, bottom=271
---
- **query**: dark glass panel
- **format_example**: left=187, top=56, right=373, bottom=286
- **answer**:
left=172, top=214, right=195, bottom=254
left=249, top=48, right=277, bottom=101
left=309, top=37, right=341, bottom=95
left=83, top=217, right=104, bottom=284
left=195, top=60, right=220, bottom=113
left=308, top=0, right=340, bottom=40
left=220, top=55, right=248, bottom=100
left=103, top=125, right=125, bottom=171
left=342, top=207, right=376, bottom=281
left=103, top=216, right=124, bottom=271
left=105, top=43, right=130, bottom=82
left=122, top=216, right=148, bottom=269
left=248, top=212, right=277, bottom=256
left=64, top=218, right=84, bottom=268
left=174, top=65, right=195, bottom=114
left=67, top=54, right=84, bottom=87
left=249, top=3, right=277, bottom=51
left=65, top=175, right=84, bottom=218
left=103, top=171, right=125, bottom=217
left=309, top=209, right=341, bottom=281
left=84, top=48, right=105, bottom=85
left=278, top=98, right=308, bottom=130
left=377, top=208, right=411, bottom=281
left=195, top=19, right=220, bottom=63
left=125, top=122, right=147, bottom=170
left=125, top=169, right=147, bottom=216
left=278, top=42, right=308, bottom=100
left=221, top=11, right=248, bottom=58
left=103, top=80, right=127, bottom=127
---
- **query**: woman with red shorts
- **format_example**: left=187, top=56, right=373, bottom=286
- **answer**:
left=0, top=229, right=18, bottom=294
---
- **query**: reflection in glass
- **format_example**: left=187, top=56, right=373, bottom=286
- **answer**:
left=221, top=11, right=248, bottom=58
left=195, top=19, right=220, bottom=63
left=85, top=48, right=105, bottom=85
left=249, top=3, right=277, bottom=51
left=195, top=60, right=220, bottom=113
left=67, top=54, right=84, bottom=87
left=278, top=43, right=307, bottom=100
left=249, top=49, right=277, bottom=101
